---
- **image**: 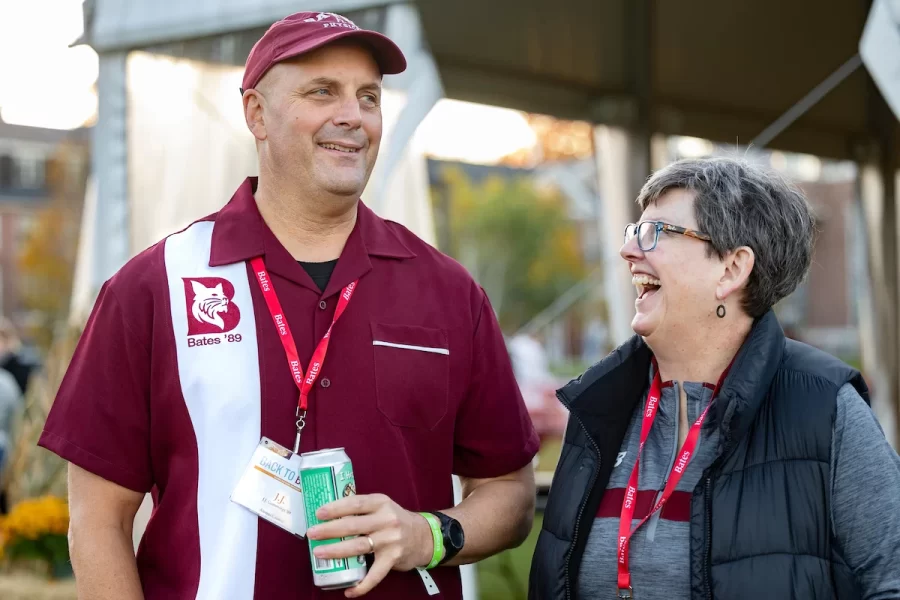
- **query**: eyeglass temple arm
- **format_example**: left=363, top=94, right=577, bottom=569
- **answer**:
left=661, top=223, right=711, bottom=241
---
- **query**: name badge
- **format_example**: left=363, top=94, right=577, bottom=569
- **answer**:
left=231, top=437, right=308, bottom=537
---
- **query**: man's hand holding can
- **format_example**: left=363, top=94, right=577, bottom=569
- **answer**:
left=308, top=494, right=435, bottom=598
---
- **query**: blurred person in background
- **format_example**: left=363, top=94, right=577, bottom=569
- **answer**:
left=38, top=10, right=537, bottom=600
left=0, top=361, right=22, bottom=514
left=530, top=157, right=900, bottom=599
left=0, top=317, right=39, bottom=395
left=508, top=333, right=569, bottom=442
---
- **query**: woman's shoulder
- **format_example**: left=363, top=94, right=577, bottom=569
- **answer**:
left=834, top=382, right=882, bottom=439
left=779, top=339, right=866, bottom=393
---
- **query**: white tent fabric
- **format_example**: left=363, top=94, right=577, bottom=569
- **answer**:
left=126, top=52, right=259, bottom=253
left=69, top=175, right=97, bottom=326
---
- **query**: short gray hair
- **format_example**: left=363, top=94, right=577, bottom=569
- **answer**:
left=636, top=156, right=816, bottom=318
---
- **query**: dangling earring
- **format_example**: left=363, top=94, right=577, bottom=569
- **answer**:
left=716, top=304, right=726, bottom=318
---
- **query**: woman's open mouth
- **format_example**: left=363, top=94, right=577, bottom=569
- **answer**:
left=633, top=274, right=661, bottom=301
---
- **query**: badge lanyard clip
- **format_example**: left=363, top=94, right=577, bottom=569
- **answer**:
left=293, top=406, right=307, bottom=454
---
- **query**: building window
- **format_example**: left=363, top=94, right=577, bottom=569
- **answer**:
left=0, top=155, right=13, bottom=188
left=17, top=157, right=45, bottom=189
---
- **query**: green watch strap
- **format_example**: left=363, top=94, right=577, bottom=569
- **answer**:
left=419, top=512, right=444, bottom=569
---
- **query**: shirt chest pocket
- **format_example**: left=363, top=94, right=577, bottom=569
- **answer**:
left=371, top=323, right=450, bottom=430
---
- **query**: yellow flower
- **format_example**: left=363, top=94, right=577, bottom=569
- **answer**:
left=1, top=495, right=70, bottom=544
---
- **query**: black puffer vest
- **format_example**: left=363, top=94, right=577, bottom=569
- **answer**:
left=529, top=311, right=869, bottom=599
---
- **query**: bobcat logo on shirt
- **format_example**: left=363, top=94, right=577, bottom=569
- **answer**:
left=183, top=277, right=241, bottom=336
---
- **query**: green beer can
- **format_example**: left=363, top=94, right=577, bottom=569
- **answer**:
left=299, top=448, right=368, bottom=590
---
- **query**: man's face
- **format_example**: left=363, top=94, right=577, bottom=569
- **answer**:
left=249, top=42, right=383, bottom=201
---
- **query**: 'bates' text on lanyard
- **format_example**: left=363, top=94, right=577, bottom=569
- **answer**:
left=249, top=257, right=358, bottom=451
left=616, top=360, right=729, bottom=599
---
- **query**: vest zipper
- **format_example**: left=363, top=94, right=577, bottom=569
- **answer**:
left=560, top=392, right=602, bottom=600
left=705, top=476, right=713, bottom=600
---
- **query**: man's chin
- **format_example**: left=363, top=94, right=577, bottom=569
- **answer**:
left=319, top=180, right=365, bottom=199
left=315, top=171, right=370, bottom=198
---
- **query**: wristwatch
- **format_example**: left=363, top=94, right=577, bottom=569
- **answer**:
left=430, top=511, right=465, bottom=564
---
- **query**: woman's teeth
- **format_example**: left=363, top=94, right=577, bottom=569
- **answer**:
left=632, top=274, right=661, bottom=299
left=632, top=274, right=661, bottom=286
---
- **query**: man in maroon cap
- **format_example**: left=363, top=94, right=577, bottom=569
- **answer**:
left=40, top=10, right=539, bottom=600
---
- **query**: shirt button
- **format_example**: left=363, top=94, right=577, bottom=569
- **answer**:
left=320, top=378, right=331, bottom=388
left=319, top=300, right=327, bottom=310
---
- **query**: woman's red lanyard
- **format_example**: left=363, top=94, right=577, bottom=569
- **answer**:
left=616, top=360, right=729, bottom=599
left=249, top=257, right=358, bottom=453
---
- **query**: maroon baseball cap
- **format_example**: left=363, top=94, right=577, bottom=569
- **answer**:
left=241, top=11, right=407, bottom=93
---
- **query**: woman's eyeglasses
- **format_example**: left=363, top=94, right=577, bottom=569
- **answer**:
left=624, top=221, right=712, bottom=252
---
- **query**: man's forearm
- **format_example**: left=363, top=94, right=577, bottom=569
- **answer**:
left=70, top=524, right=144, bottom=600
left=439, top=470, right=536, bottom=566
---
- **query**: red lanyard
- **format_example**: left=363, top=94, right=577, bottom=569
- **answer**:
left=249, top=257, right=358, bottom=452
left=616, top=360, right=729, bottom=598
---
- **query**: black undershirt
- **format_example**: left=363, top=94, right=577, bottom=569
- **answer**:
left=298, top=260, right=338, bottom=292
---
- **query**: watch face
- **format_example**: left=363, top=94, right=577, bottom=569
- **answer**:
left=448, top=520, right=465, bottom=549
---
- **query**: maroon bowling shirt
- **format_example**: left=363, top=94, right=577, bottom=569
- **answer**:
left=39, top=177, right=539, bottom=600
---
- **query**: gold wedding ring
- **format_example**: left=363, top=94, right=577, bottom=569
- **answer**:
left=365, top=535, right=375, bottom=554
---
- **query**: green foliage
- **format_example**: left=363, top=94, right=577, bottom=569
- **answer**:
left=476, top=513, right=543, bottom=600
left=16, top=142, right=87, bottom=352
left=434, top=165, right=587, bottom=332
left=5, top=534, right=68, bottom=566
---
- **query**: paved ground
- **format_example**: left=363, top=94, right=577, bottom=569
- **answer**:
left=0, top=574, right=77, bottom=599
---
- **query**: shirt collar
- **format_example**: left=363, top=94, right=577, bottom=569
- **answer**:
left=211, top=176, right=415, bottom=259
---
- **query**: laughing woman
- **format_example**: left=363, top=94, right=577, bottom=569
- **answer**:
left=529, top=157, right=900, bottom=600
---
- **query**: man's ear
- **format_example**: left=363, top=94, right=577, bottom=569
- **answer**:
left=243, top=90, right=267, bottom=141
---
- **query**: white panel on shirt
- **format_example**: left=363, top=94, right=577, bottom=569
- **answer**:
left=165, top=221, right=261, bottom=600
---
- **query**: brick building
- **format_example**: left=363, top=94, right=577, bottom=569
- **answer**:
left=0, top=119, right=89, bottom=322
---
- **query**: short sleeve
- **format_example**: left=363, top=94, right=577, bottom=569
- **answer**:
left=38, top=282, right=153, bottom=493
left=453, top=290, right=539, bottom=478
